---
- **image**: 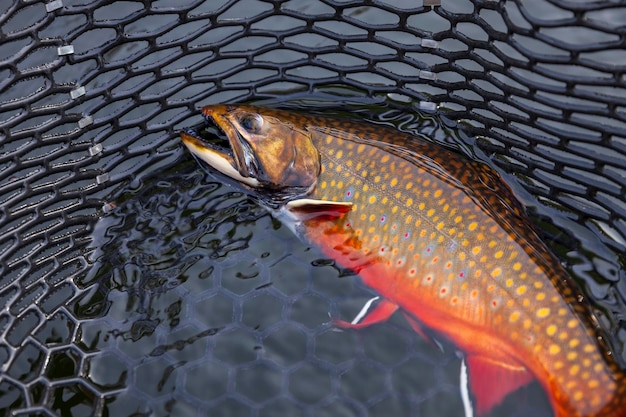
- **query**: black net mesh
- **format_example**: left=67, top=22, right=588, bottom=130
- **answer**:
left=1, top=0, right=625, bottom=416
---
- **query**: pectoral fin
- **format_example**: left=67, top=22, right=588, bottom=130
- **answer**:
left=465, top=354, right=534, bottom=417
left=334, top=298, right=399, bottom=329
left=286, top=198, right=353, bottom=221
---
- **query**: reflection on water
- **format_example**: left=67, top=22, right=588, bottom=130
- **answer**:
left=66, top=109, right=573, bottom=416
left=75, top=103, right=626, bottom=417
left=76, top=159, right=268, bottom=324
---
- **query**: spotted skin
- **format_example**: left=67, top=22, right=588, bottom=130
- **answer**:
left=303, top=127, right=626, bottom=417
left=182, top=106, right=626, bottom=417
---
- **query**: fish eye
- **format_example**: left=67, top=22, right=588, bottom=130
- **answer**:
left=239, top=113, right=264, bottom=134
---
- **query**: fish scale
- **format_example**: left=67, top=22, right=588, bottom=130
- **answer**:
left=181, top=105, right=626, bottom=417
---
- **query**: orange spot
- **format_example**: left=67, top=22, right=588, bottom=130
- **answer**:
left=548, top=345, right=561, bottom=355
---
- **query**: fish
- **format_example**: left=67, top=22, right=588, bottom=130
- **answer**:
left=181, top=104, right=626, bottom=417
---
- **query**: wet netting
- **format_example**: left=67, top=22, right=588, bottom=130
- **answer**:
left=1, top=0, right=625, bottom=416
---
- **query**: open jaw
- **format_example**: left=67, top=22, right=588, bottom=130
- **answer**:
left=180, top=113, right=261, bottom=188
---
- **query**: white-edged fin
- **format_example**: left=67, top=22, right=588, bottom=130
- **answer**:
left=286, top=198, right=353, bottom=221
left=183, top=138, right=260, bottom=188
left=460, top=358, right=474, bottom=417
left=352, top=296, right=380, bottom=325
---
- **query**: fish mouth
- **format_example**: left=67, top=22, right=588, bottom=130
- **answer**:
left=180, top=106, right=261, bottom=188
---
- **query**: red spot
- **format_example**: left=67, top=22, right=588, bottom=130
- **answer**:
left=426, top=247, right=432, bottom=253
left=404, top=232, right=410, bottom=239
left=459, top=271, right=465, bottom=278
left=380, top=247, right=385, bottom=252
left=346, top=191, right=352, bottom=197
left=426, top=275, right=432, bottom=282
left=440, top=288, right=447, bottom=294
left=492, top=300, right=498, bottom=307
left=397, top=259, right=403, bottom=265
left=409, top=269, right=416, bottom=275
left=345, top=222, right=351, bottom=228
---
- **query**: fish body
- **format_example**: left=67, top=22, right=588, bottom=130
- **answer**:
left=181, top=105, right=626, bottom=417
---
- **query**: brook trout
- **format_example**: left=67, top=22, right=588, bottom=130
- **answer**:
left=181, top=105, right=626, bottom=417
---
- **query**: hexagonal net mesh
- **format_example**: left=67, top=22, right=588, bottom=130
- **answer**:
left=0, top=0, right=625, bottom=416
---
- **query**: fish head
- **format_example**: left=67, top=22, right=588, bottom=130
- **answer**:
left=181, top=105, right=321, bottom=195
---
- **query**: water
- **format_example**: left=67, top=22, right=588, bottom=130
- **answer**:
left=2, top=0, right=625, bottom=415
left=71, top=104, right=581, bottom=417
